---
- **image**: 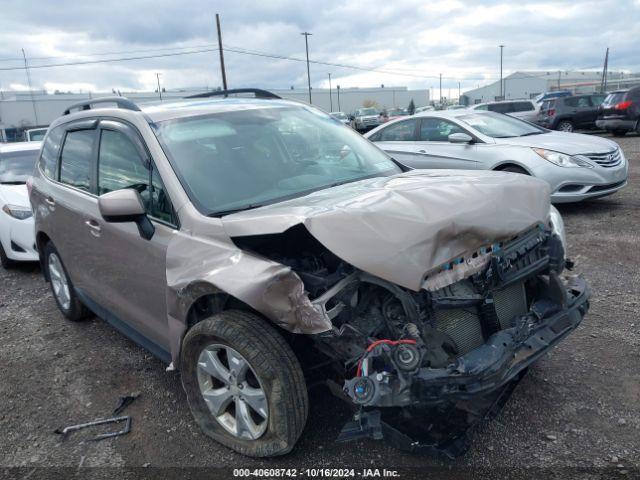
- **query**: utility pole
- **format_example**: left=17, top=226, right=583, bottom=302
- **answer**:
left=21, top=48, right=39, bottom=125
left=499, top=45, right=504, bottom=99
left=216, top=13, right=228, bottom=91
left=600, top=47, right=609, bottom=93
left=336, top=85, right=341, bottom=111
left=328, top=73, right=332, bottom=111
left=301, top=32, right=313, bottom=104
left=156, top=73, right=162, bottom=101
left=458, top=81, right=461, bottom=102
left=557, top=70, right=561, bottom=90
left=439, top=73, right=442, bottom=105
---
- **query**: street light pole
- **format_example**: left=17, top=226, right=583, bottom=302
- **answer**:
left=439, top=73, right=442, bottom=105
left=336, top=85, right=341, bottom=111
left=328, top=73, right=332, bottom=111
left=156, top=73, right=162, bottom=101
left=499, top=45, right=504, bottom=99
left=301, top=32, right=313, bottom=104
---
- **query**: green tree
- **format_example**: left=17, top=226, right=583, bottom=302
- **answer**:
left=407, top=99, right=415, bottom=115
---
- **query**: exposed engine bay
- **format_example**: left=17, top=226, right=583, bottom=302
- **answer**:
left=233, top=221, right=589, bottom=457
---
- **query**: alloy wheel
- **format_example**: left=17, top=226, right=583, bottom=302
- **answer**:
left=197, top=344, right=269, bottom=440
left=48, top=253, right=71, bottom=311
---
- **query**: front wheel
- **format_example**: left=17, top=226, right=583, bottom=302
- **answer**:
left=181, top=310, right=308, bottom=457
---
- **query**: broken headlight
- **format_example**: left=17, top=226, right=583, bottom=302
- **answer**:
left=533, top=148, right=592, bottom=168
left=2, top=204, right=32, bottom=220
left=548, top=205, right=566, bottom=249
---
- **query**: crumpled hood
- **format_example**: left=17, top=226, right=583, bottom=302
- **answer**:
left=0, top=184, right=30, bottom=208
left=221, top=170, right=551, bottom=291
left=498, top=131, right=618, bottom=155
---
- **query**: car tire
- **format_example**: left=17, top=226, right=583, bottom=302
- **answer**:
left=181, top=310, right=308, bottom=457
left=500, top=165, right=529, bottom=175
left=612, top=129, right=627, bottom=137
left=557, top=120, right=574, bottom=132
left=44, top=242, right=92, bottom=321
left=0, top=242, right=15, bottom=269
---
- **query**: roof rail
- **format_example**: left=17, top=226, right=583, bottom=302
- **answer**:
left=63, top=96, right=141, bottom=115
left=185, top=88, right=282, bottom=100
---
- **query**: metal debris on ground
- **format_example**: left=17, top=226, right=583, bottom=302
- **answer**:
left=54, top=416, right=132, bottom=441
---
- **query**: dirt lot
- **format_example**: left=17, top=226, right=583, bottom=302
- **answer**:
left=1, top=133, right=638, bottom=479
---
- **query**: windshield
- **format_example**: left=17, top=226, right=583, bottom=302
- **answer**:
left=331, top=112, right=347, bottom=119
left=0, top=149, right=39, bottom=184
left=27, top=130, right=47, bottom=141
left=458, top=112, right=545, bottom=138
left=357, top=108, right=378, bottom=116
left=154, top=106, right=401, bottom=216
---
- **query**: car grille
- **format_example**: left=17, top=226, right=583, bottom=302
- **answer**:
left=585, top=148, right=622, bottom=168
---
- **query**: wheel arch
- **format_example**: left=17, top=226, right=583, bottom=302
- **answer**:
left=35, top=231, right=52, bottom=280
left=492, top=161, right=533, bottom=175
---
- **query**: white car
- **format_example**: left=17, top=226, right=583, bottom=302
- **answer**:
left=470, top=100, right=539, bottom=123
left=0, top=142, right=41, bottom=267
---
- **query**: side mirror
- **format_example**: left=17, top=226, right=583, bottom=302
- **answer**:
left=448, top=132, right=474, bottom=144
left=98, top=189, right=155, bottom=240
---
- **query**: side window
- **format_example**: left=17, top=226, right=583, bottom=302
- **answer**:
left=488, top=103, right=511, bottom=114
left=590, top=95, right=605, bottom=106
left=513, top=102, right=534, bottom=112
left=377, top=119, right=418, bottom=141
left=419, top=118, right=465, bottom=142
left=564, top=97, right=579, bottom=107
left=98, top=129, right=148, bottom=195
left=39, top=125, right=64, bottom=179
left=98, top=128, right=176, bottom=225
left=59, top=130, right=95, bottom=192
left=474, top=104, right=488, bottom=110
left=149, top=167, right=176, bottom=224
left=577, top=97, right=590, bottom=108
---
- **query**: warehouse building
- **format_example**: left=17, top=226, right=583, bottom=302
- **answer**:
left=0, top=86, right=429, bottom=141
left=460, top=70, right=636, bottom=105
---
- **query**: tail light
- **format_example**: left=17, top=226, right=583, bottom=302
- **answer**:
left=615, top=100, right=633, bottom=110
left=548, top=108, right=556, bottom=116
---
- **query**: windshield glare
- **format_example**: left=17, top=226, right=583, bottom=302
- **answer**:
left=0, top=150, right=39, bottom=183
left=458, top=112, right=545, bottom=138
left=154, top=106, right=401, bottom=215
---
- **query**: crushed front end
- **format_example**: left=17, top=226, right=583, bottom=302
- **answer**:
left=233, top=222, right=589, bottom=457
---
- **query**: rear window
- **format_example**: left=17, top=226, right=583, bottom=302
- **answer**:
left=541, top=99, right=556, bottom=111
left=0, top=149, right=39, bottom=184
left=487, top=103, right=512, bottom=114
left=603, top=92, right=627, bottom=106
left=59, top=130, right=95, bottom=192
left=39, top=126, right=64, bottom=179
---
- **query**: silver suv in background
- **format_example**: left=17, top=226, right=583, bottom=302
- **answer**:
left=31, top=91, right=589, bottom=458
left=470, top=100, right=539, bottom=122
left=350, top=107, right=382, bottom=132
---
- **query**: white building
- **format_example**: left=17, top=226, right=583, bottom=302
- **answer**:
left=0, top=86, right=429, bottom=141
left=460, top=70, right=635, bottom=105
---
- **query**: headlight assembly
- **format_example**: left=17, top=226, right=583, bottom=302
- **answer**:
left=533, top=148, right=592, bottom=168
left=2, top=204, right=33, bottom=220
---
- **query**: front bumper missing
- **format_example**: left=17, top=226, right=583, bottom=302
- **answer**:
left=337, top=275, right=589, bottom=456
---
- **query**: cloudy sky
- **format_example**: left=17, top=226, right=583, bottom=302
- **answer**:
left=1, top=0, right=639, bottom=95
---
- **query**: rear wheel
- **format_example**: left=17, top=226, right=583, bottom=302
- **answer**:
left=557, top=120, right=574, bottom=132
left=612, top=129, right=627, bottom=137
left=181, top=310, right=308, bottom=457
left=0, top=242, right=15, bottom=269
left=44, top=242, right=91, bottom=321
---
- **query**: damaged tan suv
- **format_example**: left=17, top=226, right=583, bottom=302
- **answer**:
left=30, top=90, right=589, bottom=457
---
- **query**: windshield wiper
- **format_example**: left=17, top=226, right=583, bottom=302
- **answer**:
left=208, top=203, right=265, bottom=217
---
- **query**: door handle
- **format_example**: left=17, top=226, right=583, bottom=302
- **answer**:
left=418, top=149, right=427, bottom=154
left=85, top=219, right=101, bottom=237
left=44, top=197, right=55, bottom=207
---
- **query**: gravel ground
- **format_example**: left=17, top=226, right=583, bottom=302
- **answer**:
left=1, top=133, right=638, bottom=480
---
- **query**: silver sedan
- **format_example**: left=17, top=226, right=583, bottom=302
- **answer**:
left=365, top=110, right=628, bottom=203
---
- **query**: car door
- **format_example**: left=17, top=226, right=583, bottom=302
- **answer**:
left=406, top=117, right=478, bottom=169
left=368, top=118, right=421, bottom=165
left=582, top=95, right=605, bottom=126
left=571, top=96, right=594, bottom=127
left=84, top=120, right=178, bottom=355
left=48, top=120, right=101, bottom=293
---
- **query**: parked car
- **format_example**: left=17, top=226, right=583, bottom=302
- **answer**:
left=415, top=105, right=435, bottom=113
left=24, top=127, right=48, bottom=142
left=534, top=90, right=572, bottom=105
left=31, top=92, right=588, bottom=458
left=536, top=94, right=606, bottom=132
left=446, top=104, right=467, bottom=110
left=596, top=86, right=640, bottom=136
left=470, top=100, right=539, bottom=122
left=330, top=111, right=350, bottom=125
left=351, top=107, right=382, bottom=131
left=366, top=110, right=628, bottom=203
left=0, top=142, right=41, bottom=268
